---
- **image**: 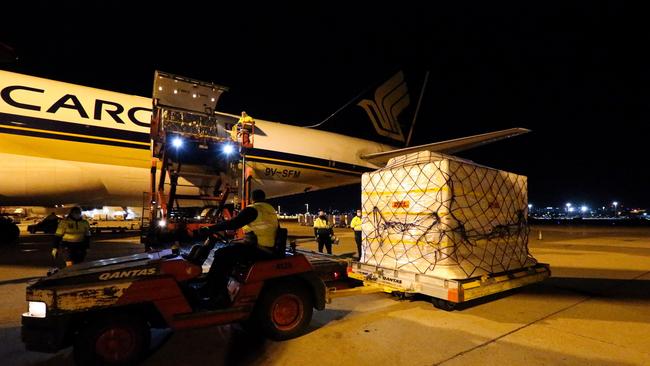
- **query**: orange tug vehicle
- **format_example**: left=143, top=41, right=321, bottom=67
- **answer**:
left=21, top=233, right=343, bottom=365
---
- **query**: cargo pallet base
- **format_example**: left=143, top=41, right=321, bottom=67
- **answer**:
left=329, top=262, right=550, bottom=310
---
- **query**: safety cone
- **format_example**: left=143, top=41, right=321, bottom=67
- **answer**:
left=538, top=230, right=543, bottom=240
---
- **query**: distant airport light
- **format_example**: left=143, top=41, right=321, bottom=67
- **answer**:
left=565, top=203, right=572, bottom=207
left=158, top=219, right=166, bottom=227
left=222, top=144, right=234, bottom=154
left=612, top=201, right=618, bottom=207
left=568, top=207, right=575, bottom=212
left=580, top=206, right=588, bottom=213
left=172, top=137, right=183, bottom=148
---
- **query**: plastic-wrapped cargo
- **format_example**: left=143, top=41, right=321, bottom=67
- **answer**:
left=361, top=151, right=536, bottom=279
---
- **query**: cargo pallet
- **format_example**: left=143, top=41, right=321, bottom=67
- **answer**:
left=329, top=261, right=550, bottom=310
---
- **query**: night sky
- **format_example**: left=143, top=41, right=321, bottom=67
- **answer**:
left=1, top=2, right=645, bottom=213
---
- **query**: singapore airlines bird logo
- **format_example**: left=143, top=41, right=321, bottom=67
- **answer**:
left=357, top=71, right=410, bottom=142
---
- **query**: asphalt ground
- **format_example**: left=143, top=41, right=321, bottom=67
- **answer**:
left=1, top=224, right=649, bottom=365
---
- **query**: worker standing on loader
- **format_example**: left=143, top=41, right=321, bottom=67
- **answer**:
left=314, top=211, right=334, bottom=254
left=231, top=111, right=255, bottom=148
left=52, top=207, right=91, bottom=267
left=202, top=189, right=279, bottom=307
left=350, top=209, right=363, bottom=260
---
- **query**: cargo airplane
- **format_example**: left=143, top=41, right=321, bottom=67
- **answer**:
left=0, top=70, right=528, bottom=210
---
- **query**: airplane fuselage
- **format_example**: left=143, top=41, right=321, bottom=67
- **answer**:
left=0, top=70, right=393, bottom=206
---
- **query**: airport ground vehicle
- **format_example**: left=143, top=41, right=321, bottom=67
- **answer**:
left=0, top=215, right=20, bottom=243
left=89, top=219, right=141, bottom=234
left=329, top=151, right=552, bottom=309
left=141, top=71, right=245, bottom=248
left=338, top=261, right=550, bottom=310
left=27, top=216, right=61, bottom=234
left=21, top=234, right=345, bottom=365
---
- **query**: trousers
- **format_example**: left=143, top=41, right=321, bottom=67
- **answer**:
left=317, top=236, right=332, bottom=254
left=205, top=244, right=274, bottom=296
left=354, top=231, right=362, bottom=259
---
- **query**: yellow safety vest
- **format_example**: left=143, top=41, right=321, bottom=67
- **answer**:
left=238, top=115, right=254, bottom=127
left=242, top=202, right=278, bottom=248
left=55, top=218, right=91, bottom=243
left=350, top=216, right=362, bottom=231
left=313, top=218, right=330, bottom=229
left=231, top=116, right=255, bottom=140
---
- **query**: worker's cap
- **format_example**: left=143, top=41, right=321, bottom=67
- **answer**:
left=318, top=211, right=326, bottom=216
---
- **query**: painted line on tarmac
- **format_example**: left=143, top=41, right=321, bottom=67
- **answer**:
left=432, top=295, right=593, bottom=366
left=434, top=270, right=650, bottom=365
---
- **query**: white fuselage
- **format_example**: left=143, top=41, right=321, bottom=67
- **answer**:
left=0, top=70, right=393, bottom=206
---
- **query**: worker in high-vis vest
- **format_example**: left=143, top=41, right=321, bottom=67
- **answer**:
left=313, top=211, right=334, bottom=254
left=350, top=209, right=363, bottom=260
left=52, top=207, right=91, bottom=267
left=203, top=189, right=279, bottom=307
left=230, top=111, right=255, bottom=147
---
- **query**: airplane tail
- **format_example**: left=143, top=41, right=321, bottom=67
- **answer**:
left=309, top=70, right=531, bottom=159
left=355, top=70, right=414, bottom=144
left=310, top=70, right=424, bottom=147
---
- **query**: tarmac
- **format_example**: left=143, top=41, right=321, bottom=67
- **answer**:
left=0, top=224, right=649, bottom=365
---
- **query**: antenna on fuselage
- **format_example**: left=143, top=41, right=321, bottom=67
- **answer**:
left=405, top=70, right=429, bottom=147
left=303, top=85, right=372, bottom=129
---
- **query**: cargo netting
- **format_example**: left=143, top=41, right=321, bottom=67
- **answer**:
left=361, top=151, right=536, bottom=279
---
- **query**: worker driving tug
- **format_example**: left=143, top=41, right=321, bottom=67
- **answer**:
left=202, top=189, right=279, bottom=308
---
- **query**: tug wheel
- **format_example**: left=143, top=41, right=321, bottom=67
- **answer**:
left=253, top=282, right=313, bottom=340
left=74, top=314, right=150, bottom=366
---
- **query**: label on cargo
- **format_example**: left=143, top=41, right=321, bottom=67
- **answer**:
left=391, top=201, right=410, bottom=208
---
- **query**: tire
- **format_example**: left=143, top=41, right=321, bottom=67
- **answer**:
left=73, top=314, right=150, bottom=366
left=251, top=281, right=313, bottom=341
left=0, top=219, right=19, bottom=244
left=432, top=298, right=457, bottom=311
